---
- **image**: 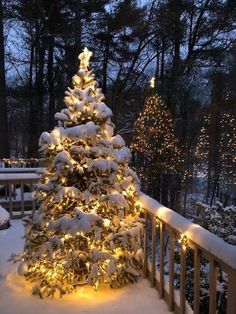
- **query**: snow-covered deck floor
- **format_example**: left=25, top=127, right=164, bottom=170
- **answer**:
left=0, top=220, right=169, bottom=314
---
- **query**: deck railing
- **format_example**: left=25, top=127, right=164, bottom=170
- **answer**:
left=0, top=173, right=41, bottom=218
left=140, top=193, right=236, bottom=314
left=0, top=172, right=236, bottom=313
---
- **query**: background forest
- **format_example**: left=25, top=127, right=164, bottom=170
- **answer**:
left=0, top=0, right=235, bottom=213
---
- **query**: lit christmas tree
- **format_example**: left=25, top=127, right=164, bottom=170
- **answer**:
left=131, top=94, right=183, bottom=187
left=194, top=111, right=236, bottom=196
left=13, top=48, right=143, bottom=298
left=219, top=112, right=236, bottom=186
left=194, top=114, right=210, bottom=178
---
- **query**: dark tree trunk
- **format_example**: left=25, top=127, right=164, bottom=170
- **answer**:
left=153, top=172, right=161, bottom=201
left=169, top=174, right=177, bottom=209
left=154, top=35, right=159, bottom=88
left=166, top=1, right=182, bottom=114
left=28, top=43, right=35, bottom=157
left=28, top=27, right=45, bottom=157
left=160, top=38, right=165, bottom=78
left=161, top=174, right=169, bottom=207
left=37, top=42, right=45, bottom=128
left=0, top=0, right=9, bottom=158
left=74, top=0, right=82, bottom=67
left=102, top=38, right=110, bottom=94
left=210, top=176, right=219, bottom=206
left=48, top=36, right=55, bottom=128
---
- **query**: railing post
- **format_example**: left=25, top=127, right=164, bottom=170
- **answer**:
left=8, top=184, right=13, bottom=218
left=209, top=259, right=217, bottom=314
left=20, top=182, right=24, bottom=218
left=193, top=247, right=201, bottom=314
left=13, top=184, right=16, bottom=200
left=180, top=243, right=187, bottom=314
left=143, top=211, right=148, bottom=278
left=159, top=222, right=165, bottom=298
left=30, top=182, right=36, bottom=214
left=227, top=269, right=236, bottom=314
left=4, top=185, right=7, bottom=199
left=169, top=231, right=175, bottom=312
left=151, top=216, right=156, bottom=287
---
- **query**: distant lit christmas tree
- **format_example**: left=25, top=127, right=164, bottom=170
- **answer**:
left=194, top=114, right=210, bottom=178
left=131, top=94, right=183, bottom=188
left=219, top=112, right=236, bottom=186
left=13, top=48, right=143, bottom=298
left=194, top=111, right=236, bottom=190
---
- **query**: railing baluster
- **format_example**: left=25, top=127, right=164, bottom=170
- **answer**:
left=169, top=231, right=175, bottom=312
left=8, top=184, right=13, bottom=218
left=227, top=269, right=236, bottom=314
left=30, top=182, right=36, bottom=214
left=151, top=216, right=156, bottom=287
left=4, top=185, right=7, bottom=199
left=20, top=182, right=24, bottom=218
left=180, top=243, right=187, bottom=314
left=13, top=184, right=16, bottom=200
left=159, top=221, right=165, bottom=298
left=193, top=247, right=201, bottom=314
left=209, top=259, right=217, bottom=314
left=143, top=211, right=148, bottom=278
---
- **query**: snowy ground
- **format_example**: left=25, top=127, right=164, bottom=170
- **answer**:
left=0, top=220, right=169, bottom=314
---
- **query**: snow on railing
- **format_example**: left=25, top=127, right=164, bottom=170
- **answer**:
left=139, top=192, right=236, bottom=314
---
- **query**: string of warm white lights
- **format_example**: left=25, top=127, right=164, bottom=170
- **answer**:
left=0, top=158, right=42, bottom=166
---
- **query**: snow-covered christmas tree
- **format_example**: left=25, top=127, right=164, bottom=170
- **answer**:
left=14, top=48, right=143, bottom=298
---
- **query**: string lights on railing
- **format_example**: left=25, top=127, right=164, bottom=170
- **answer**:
left=0, top=158, right=44, bottom=167
left=155, top=218, right=160, bottom=228
left=179, top=234, right=188, bottom=251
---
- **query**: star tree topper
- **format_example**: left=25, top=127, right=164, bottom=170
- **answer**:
left=79, top=47, right=93, bottom=70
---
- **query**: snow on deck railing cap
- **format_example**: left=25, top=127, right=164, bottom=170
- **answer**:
left=139, top=192, right=236, bottom=270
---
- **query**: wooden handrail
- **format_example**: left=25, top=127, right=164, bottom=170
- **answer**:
left=139, top=192, right=236, bottom=314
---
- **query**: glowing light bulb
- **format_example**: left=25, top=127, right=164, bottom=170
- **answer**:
left=103, top=219, right=110, bottom=227
left=94, top=280, right=99, bottom=291
left=150, top=77, right=155, bottom=88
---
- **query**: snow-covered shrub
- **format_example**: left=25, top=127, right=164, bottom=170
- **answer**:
left=194, top=201, right=236, bottom=244
left=0, top=206, right=10, bottom=230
